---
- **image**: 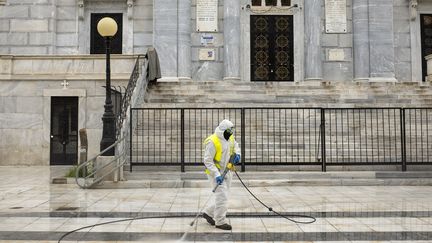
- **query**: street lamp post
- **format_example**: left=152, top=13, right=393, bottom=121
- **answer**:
left=97, top=17, right=118, bottom=156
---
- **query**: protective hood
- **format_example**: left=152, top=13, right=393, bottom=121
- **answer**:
left=215, top=119, right=234, bottom=140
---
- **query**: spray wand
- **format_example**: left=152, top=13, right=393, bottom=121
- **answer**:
left=189, top=155, right=236, bottom=226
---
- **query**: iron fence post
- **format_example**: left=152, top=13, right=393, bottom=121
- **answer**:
left=130, top=108, right=133, bottom=172
left=181, top=109, right=185, bottom=172
left=241, top=108, right=246, bottom=172
left=400, top=108, right=407, bottom=171
left=321, top=108, right=326, bottom=172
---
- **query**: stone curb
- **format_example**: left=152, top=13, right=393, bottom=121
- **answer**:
left=62, top=178, right=432, bottom=189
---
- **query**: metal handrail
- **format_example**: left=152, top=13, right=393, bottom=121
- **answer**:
left=116, top=54, right=145, bottom=139
left=76, top=54, right=149, bottom=189
left=75, top=136, right=125, bottom=188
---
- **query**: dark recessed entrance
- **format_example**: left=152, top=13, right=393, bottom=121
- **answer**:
left=250, top=15, right=294, bottom=81
left=421, top=14, right=432, bottom=81
left=50, top=97, right=78, bottom=165
left=90, top=13, right=123, bottom=54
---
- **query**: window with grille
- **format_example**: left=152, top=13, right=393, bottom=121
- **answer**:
left=252, top=0, right=291, bottom=7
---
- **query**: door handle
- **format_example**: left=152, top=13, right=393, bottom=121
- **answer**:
left=50, top=135, right=54, bottom=138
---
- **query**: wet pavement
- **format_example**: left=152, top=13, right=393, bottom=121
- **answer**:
left=0, top=166, right=432, bottom=242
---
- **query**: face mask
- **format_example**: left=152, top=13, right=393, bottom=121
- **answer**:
left=223, top=130, right=233, bottom=141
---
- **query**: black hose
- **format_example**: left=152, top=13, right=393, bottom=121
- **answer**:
left=59, top=171, right=316, bottom=242
left=234, top=170, right=316, bottom=224
left=58, top=215, right=189, bottom=243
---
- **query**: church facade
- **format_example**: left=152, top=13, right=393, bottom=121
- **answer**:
left=2, top=0, right=431, bottom=82
left=0, top=0, right=431, bottom=166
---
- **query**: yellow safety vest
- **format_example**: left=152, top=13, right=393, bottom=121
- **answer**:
left=203, top=133, right=235, bottom=174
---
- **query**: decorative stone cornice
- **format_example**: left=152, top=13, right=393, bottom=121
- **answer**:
left=410, top=0, right=418, bottom=21
left=77, top=0, right=134, bottom=20
left=127, top=0, right=134, bottom=20
left=78, top=0, right=84, bottom=20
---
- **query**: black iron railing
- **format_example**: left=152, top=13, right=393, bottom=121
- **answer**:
left=324, top=108, right=403, bottom=165
left=116, top=54, right=146, bottom=139
left=130, top=107, right=432, bottom=172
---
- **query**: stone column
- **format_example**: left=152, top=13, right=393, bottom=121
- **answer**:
left=154, top=0, right=178, bottom=78
left=368, top=0, right=396, bottom=81
left=304, top=0, right=322, bottom=81
left=353, top=0, right=369, bottom=81
left=178, top=0, right=192, bottom=80
left=223, top=0, right=241, bottom=80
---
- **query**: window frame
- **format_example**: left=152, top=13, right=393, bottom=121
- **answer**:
left=251, top=0, right=291, bottom=8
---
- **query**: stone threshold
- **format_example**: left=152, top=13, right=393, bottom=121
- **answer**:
left=60, top=177, right=432, bottom=188
left=1, top=231, right=432, bottom=241
left=2, top=211, right=432, bottom=218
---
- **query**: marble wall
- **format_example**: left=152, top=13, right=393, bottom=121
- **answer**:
left=0, top=55, right=134, bottom=165
left=0, top=0, right=153, bottom=55
left=190, top=0, right=225, bottom=81
left=321, top=0, right=353, bottom=81
left=0, top=0, right=55, bottom=54
left=0, top=0, right=421, bottom=82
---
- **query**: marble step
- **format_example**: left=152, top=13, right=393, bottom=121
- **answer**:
left=89, top=171, right=432, bottom=188
left=144, top=95, right=432, bottom=105
left=144, top=80, right=432, bottom=106
left=149, top=81, right=432, bottom=93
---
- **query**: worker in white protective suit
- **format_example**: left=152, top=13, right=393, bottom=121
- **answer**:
left=202, top=119, right=241, bottom=230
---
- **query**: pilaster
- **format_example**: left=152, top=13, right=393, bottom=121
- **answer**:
left=368, top=0, right=396, bottom=81
left=178, top=0, right=192, bottom=79
left=304, top=0, right=322, bottom=81
left=223, top=0, right=241, bottom=80
left=353, top=0, right=370, bottom=81
left=154, top=0, right=178, bottom=77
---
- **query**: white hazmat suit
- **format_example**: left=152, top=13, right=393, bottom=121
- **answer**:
left=203, top=119, right=241, bottom=226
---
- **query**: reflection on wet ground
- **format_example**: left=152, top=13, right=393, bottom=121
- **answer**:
left=0, top=167, right=432, bottom=242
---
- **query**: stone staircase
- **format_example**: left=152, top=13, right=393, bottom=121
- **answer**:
left=143, top=80, right=432, bottom=107
left=123, top=80, right=432, bottom=175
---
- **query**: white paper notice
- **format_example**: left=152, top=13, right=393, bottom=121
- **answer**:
left=196, top=0, right=218, bottom=32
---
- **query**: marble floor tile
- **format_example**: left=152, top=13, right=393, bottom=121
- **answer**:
left=297, top=218, right=339, bottom=232
left=160, top=218, right=198, bottom=232
left=230, top=217, right=267, bottom=232
left=21, top=223, right=62, bottom=232
left=125, top=217, right=166, bottom=233
left=87, top=223, right=129, bottom=232
left=55, top=223, right=93, bottom=232
left=260, top=218, right=304, bottom=232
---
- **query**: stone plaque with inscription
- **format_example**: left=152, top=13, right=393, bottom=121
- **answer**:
left=196, top=0, right=218, bottom=32
left=325, top=0, right=347, bottom=33
left=328, top=48, right=345, bottom=61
